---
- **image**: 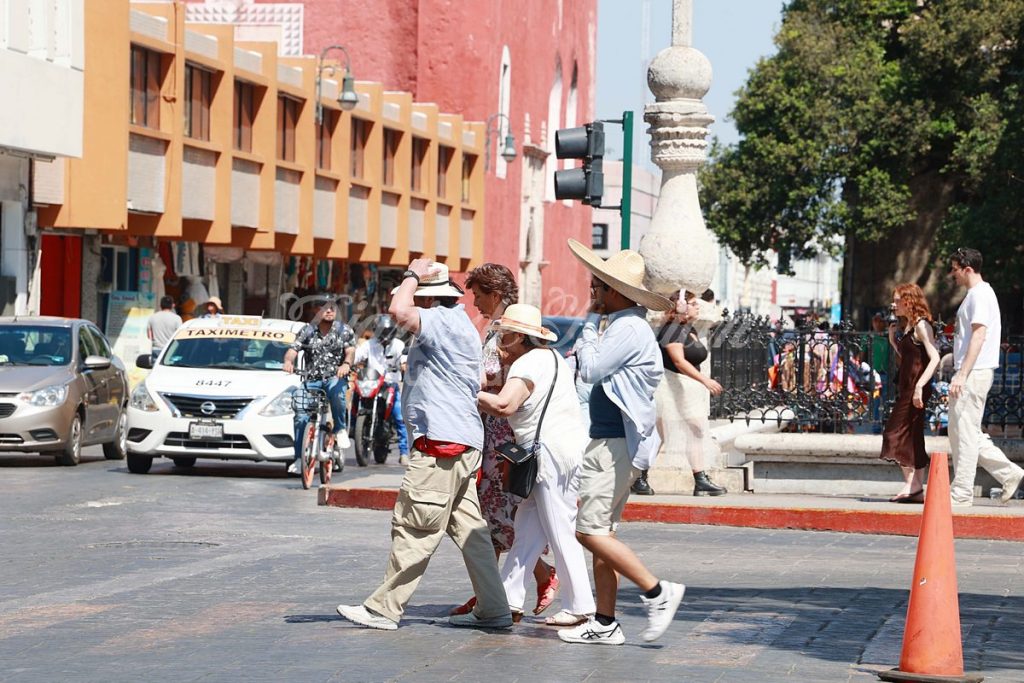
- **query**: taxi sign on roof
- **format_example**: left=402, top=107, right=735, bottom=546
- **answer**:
left=173, top=326, right=296, bottom=343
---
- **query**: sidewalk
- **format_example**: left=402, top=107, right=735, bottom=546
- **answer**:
left=319, top=462, right=1024, bottom=542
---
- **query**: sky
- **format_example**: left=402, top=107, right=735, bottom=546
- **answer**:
left=596, top=0, right=786, bottom=164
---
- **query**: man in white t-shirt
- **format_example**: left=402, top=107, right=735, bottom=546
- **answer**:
left=947, top=248, right=1024, bottom=506
left=353, top=315, right=409, bottom=463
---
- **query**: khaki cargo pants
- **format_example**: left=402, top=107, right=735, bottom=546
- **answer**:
left=363, top=446, right=509, bottom=623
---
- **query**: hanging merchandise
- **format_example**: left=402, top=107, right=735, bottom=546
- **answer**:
left=174, top=243, right=201, bottom=277
left=159, top=242, right=177, bottom=283
left=206, top=258, right=220, bottom=301
left=204, top=246, right=245, bottom=263
left=151, top=250, right=167, bottom=301
left=179, top=275, right=211, bottom=320
left=316, top=259, right=332, bottom=291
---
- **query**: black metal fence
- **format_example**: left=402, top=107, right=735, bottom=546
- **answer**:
left=707, top=311, right=1024, bottom=435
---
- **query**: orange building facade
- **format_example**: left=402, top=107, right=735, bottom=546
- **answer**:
left=33, top=2, right=486, bottom=330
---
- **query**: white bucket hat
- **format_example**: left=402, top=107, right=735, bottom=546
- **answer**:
left=494, top=304, right=558, bottom=342
left=389, top=262, right=465, bottom=299
left=567, top=239, right=673, bottom=312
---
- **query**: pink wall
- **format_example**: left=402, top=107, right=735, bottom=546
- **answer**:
left=246, top=0, right=597, bottom=317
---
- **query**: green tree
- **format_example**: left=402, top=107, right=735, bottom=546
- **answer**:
left=699, top=0, right=1024, bottom=329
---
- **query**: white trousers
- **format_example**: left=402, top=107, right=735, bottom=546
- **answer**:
left=948, top=369, right=1024, bottom=503
left=500, top=449, right=596, bottom=616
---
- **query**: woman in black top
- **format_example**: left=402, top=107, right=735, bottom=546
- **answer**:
left=656, top=291, right=727, bottom=496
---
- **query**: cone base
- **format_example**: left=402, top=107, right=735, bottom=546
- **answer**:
left=878, top=668, right=983, bottom=683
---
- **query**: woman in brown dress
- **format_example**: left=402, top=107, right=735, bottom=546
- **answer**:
left=449, top=263, right=557, bottom=616
left=879, top=283, right=940, bottom=503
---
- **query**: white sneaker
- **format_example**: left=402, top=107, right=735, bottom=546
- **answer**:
left=1001, top=469, right=1024, bottom=503
left=557, top=617, right=625, bottom=645
left=639, top=580, right=685, bottom=642
left=336, top=431, right=351, bottom=450
left=286, top=460, right=300, bottom=475
left=399, top=454, right=409, bottom=466
left=336, top=604, right=397, bottom=631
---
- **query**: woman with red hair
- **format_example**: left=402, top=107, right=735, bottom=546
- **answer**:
left=879, top=283, right=941, bottom=502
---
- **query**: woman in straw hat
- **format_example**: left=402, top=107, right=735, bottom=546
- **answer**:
left=477, top=304, right=596, bottom=627
left=559, top=239, right=685, bottom=646
left=449, top=264, right=558, bottom=618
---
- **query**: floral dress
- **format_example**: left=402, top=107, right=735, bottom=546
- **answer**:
left=478, top=327, right=518, bottom=552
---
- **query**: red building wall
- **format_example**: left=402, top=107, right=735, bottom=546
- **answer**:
left=247, top=0, right=597, bottom=316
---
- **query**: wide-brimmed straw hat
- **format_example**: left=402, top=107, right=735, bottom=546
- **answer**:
left=567, top=239, right=673, bottom=312
left=389, top=261, right=465, bottom=298
left=494, top=304, right=558, bottom=342
left=203, top=296, right=223, bottom=312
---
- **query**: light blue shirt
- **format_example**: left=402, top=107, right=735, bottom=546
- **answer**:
left=573, top=306, right=664, bottom=470
left=402, top=304, right=484, bottom=452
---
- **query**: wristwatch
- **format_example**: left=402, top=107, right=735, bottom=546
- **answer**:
left=402, top=269, right=420, bottom=284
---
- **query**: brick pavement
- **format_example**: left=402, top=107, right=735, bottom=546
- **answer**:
left=0, top=451, right=1021, bottom=682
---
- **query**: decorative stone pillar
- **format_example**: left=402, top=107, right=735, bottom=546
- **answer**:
left=644, top=1, right=736, bottom=495
left=641, top=0, right=716, bottom=296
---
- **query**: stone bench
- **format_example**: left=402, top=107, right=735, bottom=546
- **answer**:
left=734, top=433, right=1024, bottom=496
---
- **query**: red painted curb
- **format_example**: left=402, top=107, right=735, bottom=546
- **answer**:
left=320, top=487, right=1024, bottom=542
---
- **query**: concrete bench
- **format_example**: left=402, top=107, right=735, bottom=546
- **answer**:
left=734, top=433, right=1024, bottom=496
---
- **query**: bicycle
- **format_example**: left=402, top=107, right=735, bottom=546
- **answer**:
left=292, top=375, right=342, bottom=490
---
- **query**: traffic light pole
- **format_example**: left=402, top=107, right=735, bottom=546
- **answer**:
left=619, top=111, right=633, bottom=250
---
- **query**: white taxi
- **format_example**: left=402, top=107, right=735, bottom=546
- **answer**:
left=125, top=315, right=305, bottom=474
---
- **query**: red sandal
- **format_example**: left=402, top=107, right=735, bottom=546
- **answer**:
left=533, top=566, right=559, bottom=615
left=449, top=596, right=476, bottom=616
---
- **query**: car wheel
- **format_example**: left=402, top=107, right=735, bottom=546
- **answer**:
left=172, top=457, right=196, bottom=468
left=103, top=410, right=128, bottom=460
left=56, top=414, right=82, bottom=466
left=126, top=453, right=152, bottom=474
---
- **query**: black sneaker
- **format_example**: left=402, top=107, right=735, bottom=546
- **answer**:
left=631, top=471, right=655, bottom=496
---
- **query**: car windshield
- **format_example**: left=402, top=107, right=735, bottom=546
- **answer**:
left=0, top=326, right=73, bottom=366
left=161, top=336, right=290, bottom=370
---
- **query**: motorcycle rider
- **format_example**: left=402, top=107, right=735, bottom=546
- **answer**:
left=283, top=295, right=355, bottom=474
left=353, top=314, right=410, bottom=465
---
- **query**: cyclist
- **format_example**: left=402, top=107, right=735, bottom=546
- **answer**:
left=353, top=314, right=410, bottom=465
left=283, top=295, right=355, bottom=475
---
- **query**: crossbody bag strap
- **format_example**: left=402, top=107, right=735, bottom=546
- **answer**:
left=531, top=349, right=559, bottom=447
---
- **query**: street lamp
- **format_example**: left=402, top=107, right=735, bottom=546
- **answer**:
left=485, top=112, right=516, bottom=172
left=316, top=44, right=359, bottom=124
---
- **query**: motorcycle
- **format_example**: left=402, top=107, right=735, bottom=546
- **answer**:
left=349, top=366, right=397, bottom=466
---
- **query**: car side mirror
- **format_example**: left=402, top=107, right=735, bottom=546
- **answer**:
left=83, top=355, right=112, bottom=370
left=135, top=354, right=153, bottom=370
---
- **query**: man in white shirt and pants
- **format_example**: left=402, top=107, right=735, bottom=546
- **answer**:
left=947, top=248, right=1024, bottom=506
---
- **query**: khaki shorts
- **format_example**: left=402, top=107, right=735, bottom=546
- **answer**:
left=576, top=438, right=640, bottom=536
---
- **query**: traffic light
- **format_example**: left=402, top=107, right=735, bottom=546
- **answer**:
left=554, top=121, right=604, bottom=206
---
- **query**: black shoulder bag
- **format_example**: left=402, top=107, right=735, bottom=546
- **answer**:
left=496, top=349, right=559, bottom=499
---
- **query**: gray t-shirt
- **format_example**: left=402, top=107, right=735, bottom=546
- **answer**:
left=402, top=304, right=483, bottom=451
left=148, top=310, right=182, bottom=349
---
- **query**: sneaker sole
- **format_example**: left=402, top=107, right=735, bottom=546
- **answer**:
left=336, top=605, right=398, bottom=631
left=558, top=632, right=625, bottom=645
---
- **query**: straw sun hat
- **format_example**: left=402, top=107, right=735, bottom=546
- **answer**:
left=566, top=239, right=673, bottom=312
left=389, top=261, right=465, bottom=298
left=494, top=304, right=558, bottom=342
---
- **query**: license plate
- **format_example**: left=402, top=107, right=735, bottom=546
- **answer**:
left=189, top=422, right=223, bottom=440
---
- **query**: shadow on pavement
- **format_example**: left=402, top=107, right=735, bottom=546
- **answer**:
left=0, top=453, right=107, bottom=467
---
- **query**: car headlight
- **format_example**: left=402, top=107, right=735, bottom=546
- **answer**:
left=18, top=384, right=68, bottom=407
left=259, top=388, right=295, bottom=417
left=357, top=379, right=377, bottom=395
left=129, top=382, right=159, bottom=412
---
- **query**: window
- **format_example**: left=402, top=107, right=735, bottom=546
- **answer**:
left=78, top=327, right=98, bottom=360
left=276, top=96, right=300, bottom=162
left=184, top=64, right=212, bottom=141
left=233, top=80, right=255, bottom=152
left=437, top=145, right=453, bottom=199
left=381, top=128, right=401, bottom=187
left=130, top=46, right=161, bottom=129
left=410, top=137, right=429, bottom=193
left=592, top=223, right=609, bottom=250
left=85, top=326, right=112, bottom=359
left=461, top=153, right=476, bottom=203
left=349, top=118, right=370, bottom=180
left=317, top=111, right=334, bottom=170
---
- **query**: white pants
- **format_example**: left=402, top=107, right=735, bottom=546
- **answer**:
left=948, top=369, right=1024, bottom=503
left=500, top=449, right=596, bottom=616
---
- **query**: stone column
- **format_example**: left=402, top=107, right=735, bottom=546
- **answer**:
left=640, top=0, right=716, bottom=296
left=643, top=1, right=736, bottom=494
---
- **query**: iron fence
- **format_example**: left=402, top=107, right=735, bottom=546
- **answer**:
left=707, top=310, right=1024, bottom=435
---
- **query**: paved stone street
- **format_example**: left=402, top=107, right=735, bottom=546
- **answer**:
left=1, top=451, right=1021, bottom=682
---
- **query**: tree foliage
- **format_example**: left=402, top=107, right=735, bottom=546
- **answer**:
left=699, top=0, right=1024, bottom=317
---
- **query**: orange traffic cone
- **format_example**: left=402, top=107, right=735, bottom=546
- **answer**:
left=878, top=452, right=983, bottom=683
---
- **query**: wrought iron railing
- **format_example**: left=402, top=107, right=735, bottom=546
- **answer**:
left=707, top=310, right=1024, bottom=436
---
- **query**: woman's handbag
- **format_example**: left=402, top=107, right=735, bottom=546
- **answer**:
left=496, top=350, right=558, bottom=498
